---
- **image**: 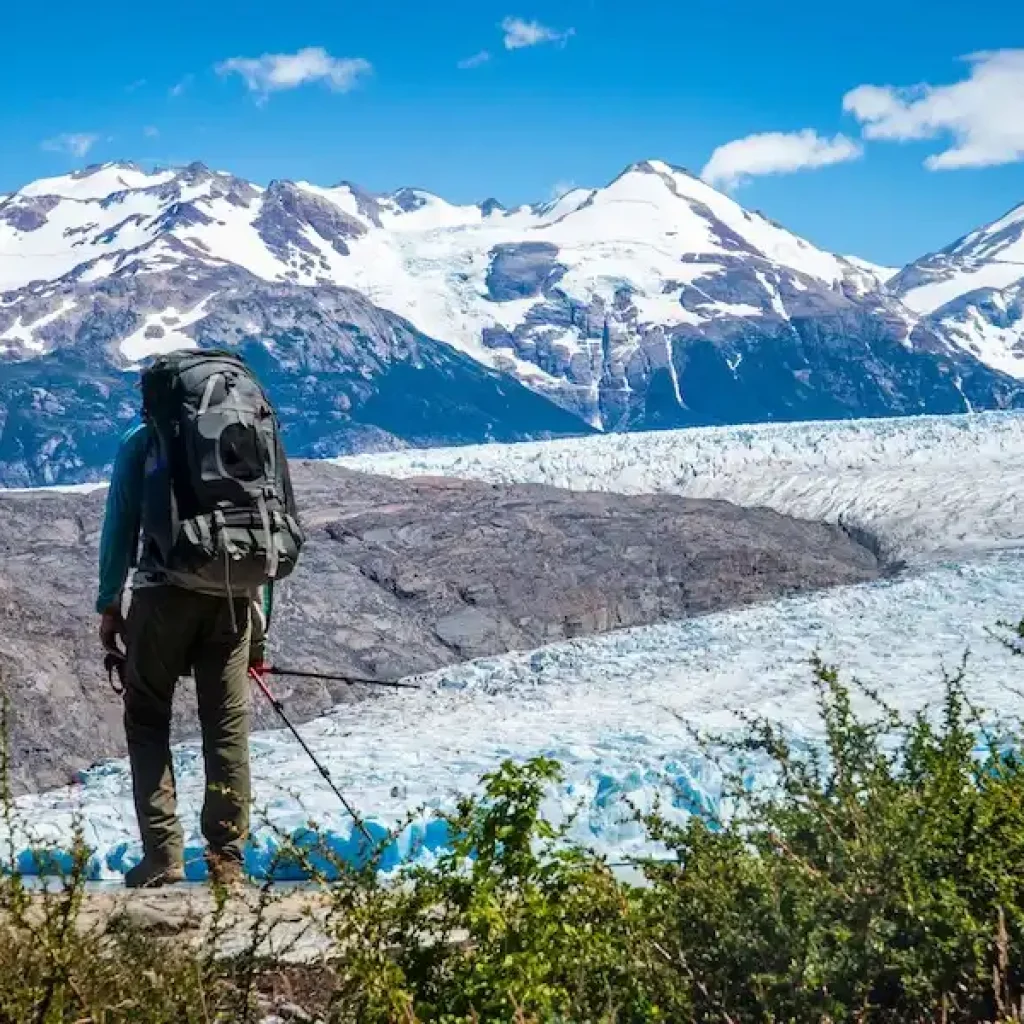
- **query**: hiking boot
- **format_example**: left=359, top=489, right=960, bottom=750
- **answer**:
left=124, top=857, right=186, bottom=889
left=206, top=849, right=246, bottom=889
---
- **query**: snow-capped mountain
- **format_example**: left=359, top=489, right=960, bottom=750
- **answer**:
left=0, top=162, right=592, bottom=485
left=888, top=203, right=1024, bottom=379
left=0, top=158, right=1021, bottom=484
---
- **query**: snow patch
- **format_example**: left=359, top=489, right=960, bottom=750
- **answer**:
left=939, top=300, right=1024, bottom=379
left=0, top=299, right=76, bottom=351
left=901, top=265, right=1024, bottom=315
left=119, top=298, right=213, bottom=362
left=633, top=292, right=703, bottom=327
left=19, top=165, right=176, bottom=202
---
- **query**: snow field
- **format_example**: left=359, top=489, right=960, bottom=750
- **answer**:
left=1, top=160, right=880, bottom=368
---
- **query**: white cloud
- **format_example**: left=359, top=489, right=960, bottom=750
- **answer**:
left=41, top=133, right=100, bottom=159
left=143, top=125, right=160, bottom=139
left=169, top=75, right=193, bottom=98
left=216, top=47, right=372, bottom=100
left=701, top=129, right=863, bottom=189
left=458, top=50, right=492, bottom=69
left=501, top=16, right=574, bottom=50
left=843, top=49, right=1024, bottom=170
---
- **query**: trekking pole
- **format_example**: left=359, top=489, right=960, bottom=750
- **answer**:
left=248, top=667, right=376, bottom=847
left=264, top=665, right=421, bottom=691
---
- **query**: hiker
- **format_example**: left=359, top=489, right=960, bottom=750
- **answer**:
left=96, top=350, right=304, bottom=888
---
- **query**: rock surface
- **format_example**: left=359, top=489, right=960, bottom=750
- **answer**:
left=0, top=462, right=882, bottom=795
left=18, top=884, right=336, bottom=964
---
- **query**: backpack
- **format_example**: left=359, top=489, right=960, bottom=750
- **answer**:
left=139, top=349, right=304, bottom=592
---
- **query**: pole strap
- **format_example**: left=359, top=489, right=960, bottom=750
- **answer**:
left=104, top=652, right=126, bottom=696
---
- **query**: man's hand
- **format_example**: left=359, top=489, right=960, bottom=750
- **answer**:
left=99, top=606, right=126, bottom=659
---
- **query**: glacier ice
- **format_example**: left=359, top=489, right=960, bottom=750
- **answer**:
left=337, top=410, right=1024, bottom=564
left=7, top=554, right=1024, bottom=881
left=6, top=413, right=1024, bottom=880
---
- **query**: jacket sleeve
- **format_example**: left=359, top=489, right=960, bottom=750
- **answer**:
left=95, top=424, right=148, bottom=614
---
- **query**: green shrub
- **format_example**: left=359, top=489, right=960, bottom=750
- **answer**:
left=326, top=757, right=656, bottom=1023
left=640, top=657, right=1024, bottom=1022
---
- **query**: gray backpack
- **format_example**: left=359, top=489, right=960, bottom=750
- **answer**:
left=139, top=349, right=304, bottom=592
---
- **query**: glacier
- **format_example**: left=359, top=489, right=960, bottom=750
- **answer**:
left=336, top=410, right=1024, bottom=564
left=5, top=412, right=1024, bottom=880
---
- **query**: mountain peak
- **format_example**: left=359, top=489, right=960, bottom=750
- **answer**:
left=478, top=197, right=506, bottom=217
left=890, top=197, right=1024, bottom=317
left=72, top=160, right=145, bottom=178
left=960, top=199, right=1024, bottom=250
left=387, top=186, right=455, bottom=214
left=174, top=160, right=215, bottom=184
left=330, top=179, right=378, bottom=200
left=623, top=159, right=663, bottom=175
left=617, top=159, right=702, bottom=185
left=2, top=156, right=1023, bottom=487
left=17, top=162, right=176, bottom=202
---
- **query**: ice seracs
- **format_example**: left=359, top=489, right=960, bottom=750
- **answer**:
left=336, top=410, right=1024, bottom=565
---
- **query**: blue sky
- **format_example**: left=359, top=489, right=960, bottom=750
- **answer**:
left=2, top=0, right=1023, bottom=266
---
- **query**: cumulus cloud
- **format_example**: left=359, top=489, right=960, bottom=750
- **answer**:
left=216, top=47, right=372, bottom=100
left=701, top=129, right=863, bottom=189
left=501, top=16, right=574, bottom=50
left=458, top=50, right=492, bottom=69
left=843, top=49, right=1024, bottom=170
left=41, top=133, right=100, bottom=159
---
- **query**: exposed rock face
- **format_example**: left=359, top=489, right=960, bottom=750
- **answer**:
left=483, top=285, right=1014, bottom=431
left=254, top=182, right=367, bottom=271
left=485, top=242, right=567, bottom=301
left=0, top=195, right=60, bottom=233
left=0, top=462, right=882, bottom=795
left=0, top=280, right=591, bottom=487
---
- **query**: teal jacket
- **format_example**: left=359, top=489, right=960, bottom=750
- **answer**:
left=96, top=423, right=149, bottom=613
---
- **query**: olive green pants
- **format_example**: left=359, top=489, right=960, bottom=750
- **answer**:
left=124, top=586, right=252, bottom=866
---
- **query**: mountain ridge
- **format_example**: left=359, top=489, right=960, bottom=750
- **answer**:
left=1, top=158, right=1022, bottom=484
left=888, top=200, right=1024, bottom=378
